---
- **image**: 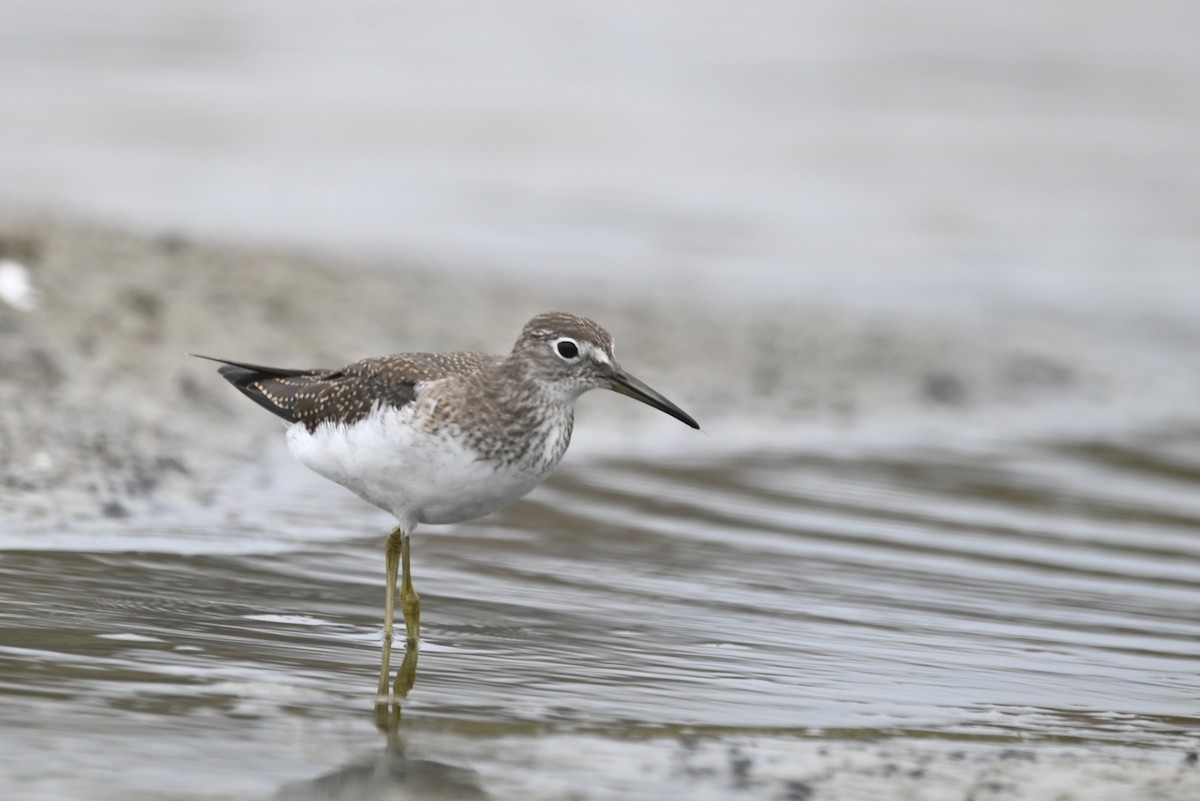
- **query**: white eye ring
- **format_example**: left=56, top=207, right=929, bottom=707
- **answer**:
left=553, top=338, right=580, bottom=361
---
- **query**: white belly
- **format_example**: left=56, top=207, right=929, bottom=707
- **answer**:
left=285, top=405, right=559, bottom=529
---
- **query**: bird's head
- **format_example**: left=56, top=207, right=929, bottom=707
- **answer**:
left=512, top=312, right=699, bottom=429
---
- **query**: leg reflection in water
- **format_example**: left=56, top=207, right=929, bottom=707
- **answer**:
left=374, top=643, right=420, bottom=737
left=274, top=644, right=484, bottom=800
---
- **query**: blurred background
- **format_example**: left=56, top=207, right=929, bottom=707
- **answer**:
left=1, top=2, right=1199, bottom=800
left=3, top=0, right=1198, bottom=308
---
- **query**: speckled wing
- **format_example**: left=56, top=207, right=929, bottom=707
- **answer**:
left=197, top=351, right=499, bottom=432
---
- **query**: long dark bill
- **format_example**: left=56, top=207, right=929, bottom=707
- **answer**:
left=608, top=370, right=700, bottom=429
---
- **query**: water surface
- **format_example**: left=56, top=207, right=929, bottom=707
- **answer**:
left=3, top=424, right=1198, bottom=799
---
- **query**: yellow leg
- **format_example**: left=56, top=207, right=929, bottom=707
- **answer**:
left=400, top=531, right=421, bottom=646
left=377, top=526, right=404, bottom=699
left=392, top=639, right=419, bottom=698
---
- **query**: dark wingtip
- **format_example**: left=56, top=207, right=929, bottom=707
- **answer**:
left=216, top=363, right=259, bottom=386
left=187, top=354, right=266, bottom=387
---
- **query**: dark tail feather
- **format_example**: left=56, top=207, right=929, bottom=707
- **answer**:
left=188, top=354, right=316, bottom=379
left=188, top=353, right=322, bottom=424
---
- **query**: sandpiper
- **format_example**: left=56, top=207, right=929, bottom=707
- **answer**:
left=195, top=312, right=698, bottom=696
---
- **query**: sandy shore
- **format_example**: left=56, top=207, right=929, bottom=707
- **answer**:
left=1, top=209, right=1195, bottom=521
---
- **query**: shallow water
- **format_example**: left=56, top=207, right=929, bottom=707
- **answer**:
left=3, top=423, right=1198, bottom=799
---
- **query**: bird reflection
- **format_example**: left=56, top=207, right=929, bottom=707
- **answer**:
left=275, top=646, right=486, bottom=800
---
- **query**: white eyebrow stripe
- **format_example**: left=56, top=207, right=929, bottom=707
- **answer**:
left=589, top=345, right=611, bottom=364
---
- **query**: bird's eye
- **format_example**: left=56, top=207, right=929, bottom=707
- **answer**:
left=555, top=339, right=580, bottom=360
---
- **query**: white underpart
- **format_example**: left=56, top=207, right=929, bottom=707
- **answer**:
left=286, top=399, right=556, bottom=531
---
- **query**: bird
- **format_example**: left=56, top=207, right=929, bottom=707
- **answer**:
left=194, top=312, right=699, bottom=697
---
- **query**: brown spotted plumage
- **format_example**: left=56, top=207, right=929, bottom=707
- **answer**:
left=192, top=312, right=697, bottom=699
left=203, top=352, right=499, bottom=433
